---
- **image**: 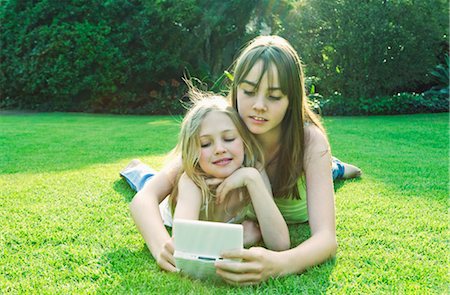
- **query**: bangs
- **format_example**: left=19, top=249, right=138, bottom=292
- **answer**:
left=235, top=46, right=290, bottom=96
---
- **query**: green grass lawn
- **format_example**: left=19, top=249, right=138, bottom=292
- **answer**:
left=1, top=112, right=448, bottom=294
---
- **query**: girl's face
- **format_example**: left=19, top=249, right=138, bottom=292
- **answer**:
left=198, top=111, right=245, bottom=178
left=236, top=60, right=289, bottom=138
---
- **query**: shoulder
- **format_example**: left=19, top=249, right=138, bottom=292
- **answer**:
left=178, top=171, right=196, bottom=186
left=160, top=154, right=182, bottom=185
left=304, top=124, right=330, bottom=152
left=303, top=123, right=330, bottom=168
left=177, top=172, right=202, bottom=198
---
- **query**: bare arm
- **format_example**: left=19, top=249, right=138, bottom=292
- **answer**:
left=216, top=167, right=290, bottom=251
left=215, top=125, right=337, bottom=284
left=275, top=124, right=337, bottom=275
left=129, top=156, right=182, bottom=272
left=173, top=173, right=202, bottom=220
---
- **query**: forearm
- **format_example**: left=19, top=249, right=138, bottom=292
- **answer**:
left=277, top=230, right=337, bottom=276
left=130, top=190, right=171, bottom=258
left=246, top=173, right=290, bottom=250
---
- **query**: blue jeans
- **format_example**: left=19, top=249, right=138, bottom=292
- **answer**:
left=121, top=158, right=345, bottom=193
left=121, top=163, right=173, bottom=226
left=120, top=163, right=157, bottom=192
left=332, top=157, right=345, bottom=180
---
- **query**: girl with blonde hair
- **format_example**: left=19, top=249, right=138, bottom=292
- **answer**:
left=123, top=86, right=289, bottom=251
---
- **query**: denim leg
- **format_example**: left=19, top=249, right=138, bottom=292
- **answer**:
left=120, top=163, right=157, bottom=192
left=120, top=163, right=173, bottom=226
left=332, top=157, right=345, bottom=180
left=122, top=158, right=345, bottom=186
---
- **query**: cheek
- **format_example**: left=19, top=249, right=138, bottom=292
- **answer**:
left=199, top=149, right=209, bottom=163
left=231, top=140, right=245, bottom=162
left=198, top=149, right=210, bottom=171
left=236, top=93, right=247, bottom=115
left=275, top=101, right=289, bottom=119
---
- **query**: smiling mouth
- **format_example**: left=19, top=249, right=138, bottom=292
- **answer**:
left=250, top=116, right=268, bottom=122
left=213, top=158, right=232, bottom=166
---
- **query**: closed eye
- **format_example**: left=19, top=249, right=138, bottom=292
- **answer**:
left=201, top=142, right=211, bottom=148
left=243, top=90, right=256, bottom=96
left=268, top=95, right=282, bottom=100
left=224, top=138, right=235, bottom=142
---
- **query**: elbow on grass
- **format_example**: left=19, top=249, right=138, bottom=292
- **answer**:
left=129, top=191, right=144, bottom=214
left=328, top=235, right=338, bottom=258
left=267, top=238, right=291, bottom=251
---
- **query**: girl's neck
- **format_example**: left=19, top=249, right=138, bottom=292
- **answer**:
left=256, top=130, right=281, bottom=167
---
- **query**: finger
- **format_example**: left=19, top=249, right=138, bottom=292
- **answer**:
left=222, top=278, right=257, bottom=286
left=215, top=259, right=263, bottom=274
left=216, top=182, right=232, bottom=204
left=160, top=248, right=176, bottom=267
left=221, top=248, right=260, bottom=260
left=205, top=178, right=224, bottom=186
left=223, top=279, right=258, bottom=286
left=216, top=268, right=261, bottom=285
left=158, top=258, right=178, bottom=272
left=162, top=240, right=176, bottom=265
left=165, top=239, right=175, bottom=255
left=215, top=182, right=225, bottom=204
left=221, top=276, right=260, bottom=286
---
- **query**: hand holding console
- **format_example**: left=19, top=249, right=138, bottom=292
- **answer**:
left=173, top=219, right=243, bottom=281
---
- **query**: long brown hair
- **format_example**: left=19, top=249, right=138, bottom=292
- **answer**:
left=230, top=35, right=326, bottom=199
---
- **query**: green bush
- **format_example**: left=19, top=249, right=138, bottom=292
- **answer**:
left=1, top=1, right=127, bottom=111
left=285, top=0, right=449, bottom=99
left=1, top=1, right=448, bottom=115
left=314, top=92, right=449, bottom=116
left=424, top=54, right=450, bottom=100
left=0, top=0, right=257, bottom=114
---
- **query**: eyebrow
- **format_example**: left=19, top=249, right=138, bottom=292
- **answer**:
left=240, top=80, right=282, bottom=91
left=199, top=129, right=236, bottom=137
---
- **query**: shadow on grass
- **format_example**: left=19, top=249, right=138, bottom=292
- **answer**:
left=0, top=112, right=181, bottom=175
left=110, top=176, right=337, bottom=292
left=98, top=246, right=238, bottom=294
left=260, top=223, right=336, bottom=293
left=113, top=179, right=136, bottom=203
left=334, top=177, right=363, bottom=192
left=98, top=242, right=335, bottom=294
left=97, top=206, right=334, bottom=293
left=97, top=246, right=175, bottom=294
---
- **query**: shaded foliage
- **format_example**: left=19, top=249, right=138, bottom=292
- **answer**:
left=0, top=0, right=259, bottom=113
left=313, top=92, right=448, bottom=116
left=0, top=0, right=448, bottom=115
left=424, top=54, right=449, bottom=100
left=284, top=0, right=449, bottom=100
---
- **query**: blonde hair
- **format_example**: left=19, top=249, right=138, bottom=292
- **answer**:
left=170, top=86, right=264, bottom=219
left=230, top=35, right=326, bottom=199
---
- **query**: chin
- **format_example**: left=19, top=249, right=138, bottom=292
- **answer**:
left=248, top=127, right=266, bottom=135
left=210, top=169, right=235, bottom=179
left=212, top=172, right=232, bottom=178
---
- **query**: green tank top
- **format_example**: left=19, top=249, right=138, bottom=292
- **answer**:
left=241, top=180, right=308, bottom=224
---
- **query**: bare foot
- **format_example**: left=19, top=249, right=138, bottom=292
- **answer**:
left=120, top=159, right=142, bottom=176
left=342, top=163, right=362, bottom=179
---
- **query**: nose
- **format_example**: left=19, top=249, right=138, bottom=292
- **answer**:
left=214, top=141, right=226, bottom=155
left=252, top=93, right=267, bottom=112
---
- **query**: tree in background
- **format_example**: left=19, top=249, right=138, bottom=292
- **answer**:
left=0, top=0, right=261, bottom=113
left=151, top=0, right=259, bottom=83
left=284, top=0, right=449, bottom=99
left=1, top=0, right=448, bottom=113
left=0, top=0, right=126, bottom=111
